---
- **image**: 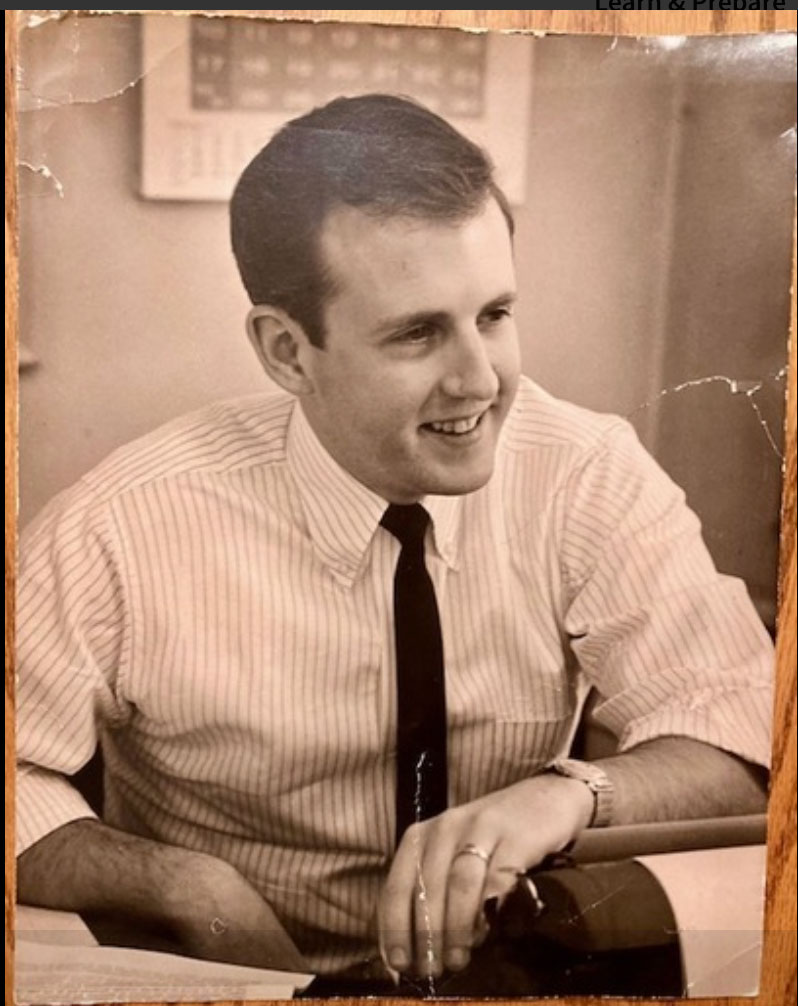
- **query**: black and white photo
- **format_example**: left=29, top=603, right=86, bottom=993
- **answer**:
left=12, top=12, right=796, bottom=1003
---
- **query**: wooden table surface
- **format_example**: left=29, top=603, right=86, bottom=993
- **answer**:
left=5, top=10, right=796, bottom=1006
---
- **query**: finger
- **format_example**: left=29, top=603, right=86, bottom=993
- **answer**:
left=482, top=838, right=530, bottom=905
left=407, top=821, right=460, bottom=978
left=442, top=838, right=495, bottom=972
left=378, top=822, right=427, bottom=974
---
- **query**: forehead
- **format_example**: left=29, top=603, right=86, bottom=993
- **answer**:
left=318, top=199, right=516, bottom=321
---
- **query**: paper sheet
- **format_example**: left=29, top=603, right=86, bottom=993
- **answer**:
left=637, top=845, right=766, bottom=998
left=15, top=939, right=313, bottom=1005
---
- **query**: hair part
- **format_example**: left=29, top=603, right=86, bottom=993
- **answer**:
left=230, top=93, right=514, bottom=348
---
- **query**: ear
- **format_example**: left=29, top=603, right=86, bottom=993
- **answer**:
left=246, top=306, right=315, bottom=396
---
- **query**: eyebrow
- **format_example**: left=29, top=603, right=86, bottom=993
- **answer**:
left=371, top=291, right=518, bottom=340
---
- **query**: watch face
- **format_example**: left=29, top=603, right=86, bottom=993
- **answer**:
left=555, top=759, right=612, bottom=791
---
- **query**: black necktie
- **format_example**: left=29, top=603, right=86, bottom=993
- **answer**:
left=381, top=503, right=448, bottom=846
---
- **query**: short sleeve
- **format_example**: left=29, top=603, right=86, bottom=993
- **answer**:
left=558, top=422, right=773, bottom=769
left=16, top=481, right=130, bottom=854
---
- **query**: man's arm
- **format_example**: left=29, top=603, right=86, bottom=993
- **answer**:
left=17, top=818, right=308, bottom=972
left=377, top=736, right=766, bottom=979
left=598, top=735, right=767, bottom=823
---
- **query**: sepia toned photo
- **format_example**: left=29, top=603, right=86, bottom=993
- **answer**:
left=10, top=11, right=797, bottom=1003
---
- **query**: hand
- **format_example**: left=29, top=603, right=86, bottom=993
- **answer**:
left=160, top=854, right=309, bottom=972
left=377, top=773, right=594, bottom=979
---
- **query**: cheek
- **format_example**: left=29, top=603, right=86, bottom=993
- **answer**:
left=357, top=368, right=428, bottom=418
left=498, top=326, right=522, bottom=369
left=364, top=395, right=428, bottom=462
left=314, top=360, right=370, bottom=415
left=318, top=354, right=435, bottom=436
left=491, top=338, right=522, bottom=400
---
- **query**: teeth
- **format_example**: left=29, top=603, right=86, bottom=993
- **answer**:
left=429, top=415, right=481, bottom=434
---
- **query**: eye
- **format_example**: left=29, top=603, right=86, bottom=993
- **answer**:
left=479, top=303, right=514, bottom=327
left=394, top=322, right=438, bottom=345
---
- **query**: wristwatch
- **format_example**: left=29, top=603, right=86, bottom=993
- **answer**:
left=547, top=758, right=614, bottom=828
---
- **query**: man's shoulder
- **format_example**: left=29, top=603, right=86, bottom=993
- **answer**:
left=80, top=389, right=296, bottom=503
left=502, top=377, right=628, bottom=457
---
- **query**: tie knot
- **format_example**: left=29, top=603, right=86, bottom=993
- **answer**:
left=381, top=503, right=430, bottom=549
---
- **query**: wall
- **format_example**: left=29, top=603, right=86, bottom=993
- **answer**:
left=18, top=15, right=266, bottom=528
left=510, top=33, right=795, bottom=626
left=651, top=34, right=795, bottom=625
left=17, top=16, right=795, bottom=624
left=513, top=34, right=682, bottom=421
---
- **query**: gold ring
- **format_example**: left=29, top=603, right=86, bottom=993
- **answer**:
left=453, top=842, right=491, bottom=865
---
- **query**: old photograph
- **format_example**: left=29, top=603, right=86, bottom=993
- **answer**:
left=11, top=11, right=796, bottom=1002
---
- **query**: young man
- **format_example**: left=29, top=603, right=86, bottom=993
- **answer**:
left=16, top=95, right=771, bottom=988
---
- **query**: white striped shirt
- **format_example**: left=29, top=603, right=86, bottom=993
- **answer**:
left=16, top=376, right=773, bottom=973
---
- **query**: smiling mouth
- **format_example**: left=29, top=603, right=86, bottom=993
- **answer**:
left=422, top=412, right=486, bottom=436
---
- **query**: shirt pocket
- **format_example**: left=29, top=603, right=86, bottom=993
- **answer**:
left=448, top=713, right=575, bottom=804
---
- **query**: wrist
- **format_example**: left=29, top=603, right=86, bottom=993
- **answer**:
left=514, top=771, right=596, bottom=848
left=553, top=775, right=597, bottom=833
left=545, top=758, right=614, bottom=828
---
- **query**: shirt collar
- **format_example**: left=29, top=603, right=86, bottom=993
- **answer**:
left=422, top=494, right=461, bottom=571
left=287, top=401, right=461, bottom=585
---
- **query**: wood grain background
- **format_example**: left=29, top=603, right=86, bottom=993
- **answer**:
left=5, top=10, right=796, bottom=1006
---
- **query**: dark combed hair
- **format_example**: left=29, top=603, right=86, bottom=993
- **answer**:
left=230, top=93, right=514, bottom=347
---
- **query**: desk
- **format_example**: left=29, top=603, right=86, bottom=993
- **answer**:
left=640, top=845, right=765, bottom=996
left=14, top=818, right=768, bottom=1001
left=14, top=906, right=312, bottom=1004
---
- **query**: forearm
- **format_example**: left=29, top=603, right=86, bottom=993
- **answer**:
left=17, top=818, right=221, bottom=923
left=17, top=818, right=308, bottom=970
left=596, top=737, right=768, bottom=826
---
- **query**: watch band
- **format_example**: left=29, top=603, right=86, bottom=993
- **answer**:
left=547, top=758, right=614, bottom=828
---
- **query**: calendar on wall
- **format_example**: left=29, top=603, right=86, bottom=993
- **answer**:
left=140, top=16, right=533, bottom=203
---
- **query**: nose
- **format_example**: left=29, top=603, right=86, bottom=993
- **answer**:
left=439, top=325, right=500, bottom=402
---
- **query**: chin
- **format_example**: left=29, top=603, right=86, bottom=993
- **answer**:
left=427, top=465, right=495, bottom=498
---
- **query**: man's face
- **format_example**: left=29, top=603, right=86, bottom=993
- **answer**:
left=299, top=197, right=521, bottom=503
